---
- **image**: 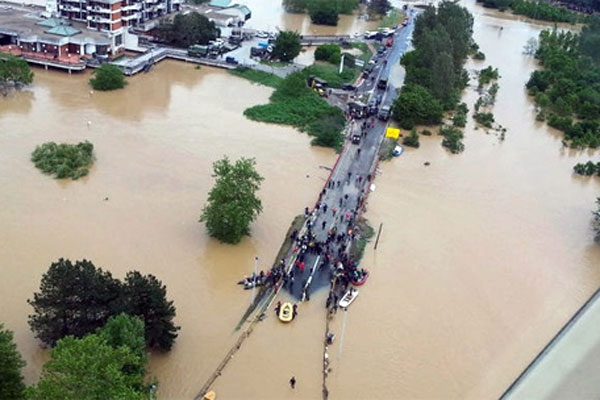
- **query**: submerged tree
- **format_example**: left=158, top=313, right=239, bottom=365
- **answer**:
left=0, top=53, right=33, bottom=96
left=200, top=156, right=263, bottom=244
left=0, top=324, right=26, bottom=400
left=308, top=0, right=339, bottom=25
left=89, top=64, right=127, bottom=91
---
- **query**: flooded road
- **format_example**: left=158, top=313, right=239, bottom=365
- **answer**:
left=1, top=1, right=600, bottom=399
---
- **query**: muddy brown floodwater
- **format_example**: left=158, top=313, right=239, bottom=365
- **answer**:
left=1, top=1, right=600, bottom=399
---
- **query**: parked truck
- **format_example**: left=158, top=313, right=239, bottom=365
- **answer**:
left=187, top=45, right=209, bottom=58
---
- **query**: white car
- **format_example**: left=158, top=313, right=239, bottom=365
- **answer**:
left=256, top=31, right=269, bottom=38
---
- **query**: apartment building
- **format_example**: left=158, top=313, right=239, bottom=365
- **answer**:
left=47, top=0, right=181, bottom=52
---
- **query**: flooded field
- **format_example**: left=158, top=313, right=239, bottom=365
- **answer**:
left=1, top=0, right=599, bottom=399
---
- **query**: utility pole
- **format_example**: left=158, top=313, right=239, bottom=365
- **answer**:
left=374, top=222, right=383, bottom=250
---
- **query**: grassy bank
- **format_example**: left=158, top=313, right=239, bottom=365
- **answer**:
left=379, top=9, right=405, bottom=28
left=228, top=67, right=283, bottom=88
left=348, top=42, right=373, bottom=63
left=304, top=63, right=360, bottom=88
left=349, top=217, right=375, bottom=262
left=242, top=69, right=346, bottom=150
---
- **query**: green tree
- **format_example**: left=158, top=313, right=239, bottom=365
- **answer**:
left=392, top=84, right=443, bottom=129
left=157, top=12, right=219, bottom=48
left=97, top=314, right=146, bottom=359
left=0, top=324, right=25, bottom=400
left=308, top=0, right=339, bottom=25
left=122, top=272, right=179, bottom=351
left=200, top=157, right=264, bottom=244
left=89, top=64, right=126, bottom=91
left=314, top=43, right=341, bottom=64
left=272, top=31, right=302, bottom=62
left=368, top=0, right=391, bottom=15
left=27, top=334, right=149, bottom=400
left=28, top=259, right=122, bottom=347
left=0, top=53, right=33, bottom=95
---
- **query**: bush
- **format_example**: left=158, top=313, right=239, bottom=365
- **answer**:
left=31, top=141, right=94, bottom=180
left=478, top=66, right=499, bottom=87
left=473, top=51, right=486, bottom=60
left=421, top=129, right=432, bottom=136
left=453, top=103, right=468, bottom=127
left=474, top=112, right=495, bottom=127
left=402, top=128, right=420, bottom=148
left=89, top=64, right=126, bottom=91
left=573, top=161, right=600, bottom=176
left=439, top=125, right=465, bottom=153
left=315, top=44, right=342, bottom=65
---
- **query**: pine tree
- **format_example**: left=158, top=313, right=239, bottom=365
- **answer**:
left=122, top=272, right=180, bottom=351
left=27, top=258, right=122, bottom=346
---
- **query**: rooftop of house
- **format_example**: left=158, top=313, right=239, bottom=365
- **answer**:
left=208, top=0, right=232, bottom=8
left=0, top=3, right=110, bottom=44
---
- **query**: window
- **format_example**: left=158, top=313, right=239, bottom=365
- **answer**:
left=115, top=34, right=122, bottom=46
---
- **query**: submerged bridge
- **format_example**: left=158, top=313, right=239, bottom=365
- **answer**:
left=108, top=47, right=237, bottom=76
left=193, top=12, right=417, bottom=400
left=299, top=34, right=357, bottom=46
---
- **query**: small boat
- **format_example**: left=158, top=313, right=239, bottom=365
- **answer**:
left=202, top=391, right=216, bottom=400
left=350, top=269, right=369, bottom=286
left=279, top=302, right=294, bottom=322
left=392, top=145, right=404, bottom=157
left=338, top=288, right=359, bottom=308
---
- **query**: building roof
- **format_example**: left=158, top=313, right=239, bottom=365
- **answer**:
left=36, top=17, right=65, bottom=28
left=209, top=0, right=231, bottom=8
left=45, top=25, right=81, bottom=36
left=235, top=5, right=250, bottom=17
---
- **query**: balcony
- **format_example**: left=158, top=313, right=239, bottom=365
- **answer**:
left=87, top=15, right=112, bottom=23
left=59, top=4, right=82, bottom=11
left=122, top=12, right=141, bottom=20
left=122, top=3, right=141, bottom=11
left=86, top=5, right=111, bottom=11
